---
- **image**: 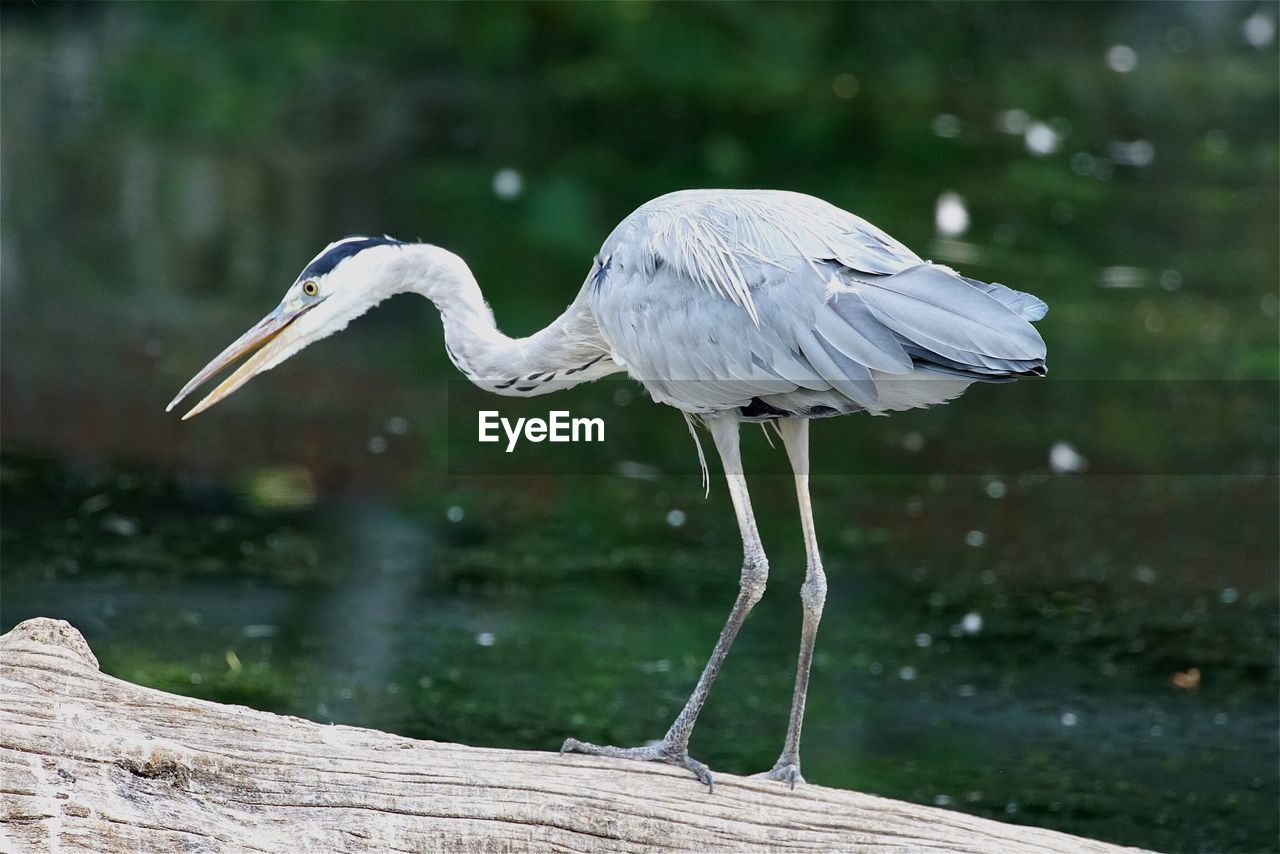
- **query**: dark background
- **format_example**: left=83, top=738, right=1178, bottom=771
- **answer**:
left=2, top=3, right=1277, bottom=851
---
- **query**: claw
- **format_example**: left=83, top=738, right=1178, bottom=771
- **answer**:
left=677, top=754, right=715, bottom=793
left=560, top=736, right=715, bottom=792
left=753, top=761, right=805, bottom=789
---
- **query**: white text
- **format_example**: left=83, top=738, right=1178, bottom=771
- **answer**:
left=478, top=410, right=605, bottom=452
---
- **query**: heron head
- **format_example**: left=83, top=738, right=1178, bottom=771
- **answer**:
left=167, top=236, right=406, bottom=420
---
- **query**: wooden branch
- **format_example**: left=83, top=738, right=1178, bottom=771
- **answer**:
left=0, top=618, right=1142, bottom=853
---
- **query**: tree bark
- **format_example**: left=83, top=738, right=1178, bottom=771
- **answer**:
left=0, top=618, right=1142, bottom=853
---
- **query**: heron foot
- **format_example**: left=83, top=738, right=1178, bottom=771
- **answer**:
left=753, top=759, right=805, bottom=789
left=560, top=737, right=715, bottom=792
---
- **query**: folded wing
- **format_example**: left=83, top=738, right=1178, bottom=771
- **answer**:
left=591, top=190, right=1047, bottom=417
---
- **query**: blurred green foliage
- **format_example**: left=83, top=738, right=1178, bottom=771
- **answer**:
left=3, top=2, right=1277, bottom=380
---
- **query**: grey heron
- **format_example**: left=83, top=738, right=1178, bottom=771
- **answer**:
left=168, top=189, right=1047, bottom=791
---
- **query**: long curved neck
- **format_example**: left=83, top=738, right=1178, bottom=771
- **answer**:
left=391, top=244, right=616, bottom=396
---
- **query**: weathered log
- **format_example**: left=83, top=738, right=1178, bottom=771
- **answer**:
left=0, top=618, right=1141, bottom=853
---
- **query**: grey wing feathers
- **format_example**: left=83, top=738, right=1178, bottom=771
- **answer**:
left=962, top=276, right=1049, bottom=322
left=632, top=190, right=921, bottom=326
left=591, top=189, right=1047, bottom=417
left=833, top=263, right=1047, bottom=378
left=814, top=298, right=913, bottom=373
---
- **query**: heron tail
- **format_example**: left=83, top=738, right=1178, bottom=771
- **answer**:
left=832, top=263, right=1048, bottom=382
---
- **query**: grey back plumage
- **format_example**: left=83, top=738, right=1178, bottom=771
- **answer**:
left=586, top=189, right=1047, bottom=419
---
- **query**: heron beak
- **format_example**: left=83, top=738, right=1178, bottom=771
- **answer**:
left=166, top=299, right=319, bottom=421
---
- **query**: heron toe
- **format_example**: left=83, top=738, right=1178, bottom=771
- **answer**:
left=560, top=737, right=715, bottom=791
left=754, top=760, right=805, bottom=789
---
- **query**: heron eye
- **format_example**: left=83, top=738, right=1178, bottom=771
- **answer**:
left=302, top=280, right=319, bottom=297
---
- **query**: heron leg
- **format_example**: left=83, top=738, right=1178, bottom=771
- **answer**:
left=756, top=418, right=825, bottom=788
left=561, top=413, right=766, bottom=791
